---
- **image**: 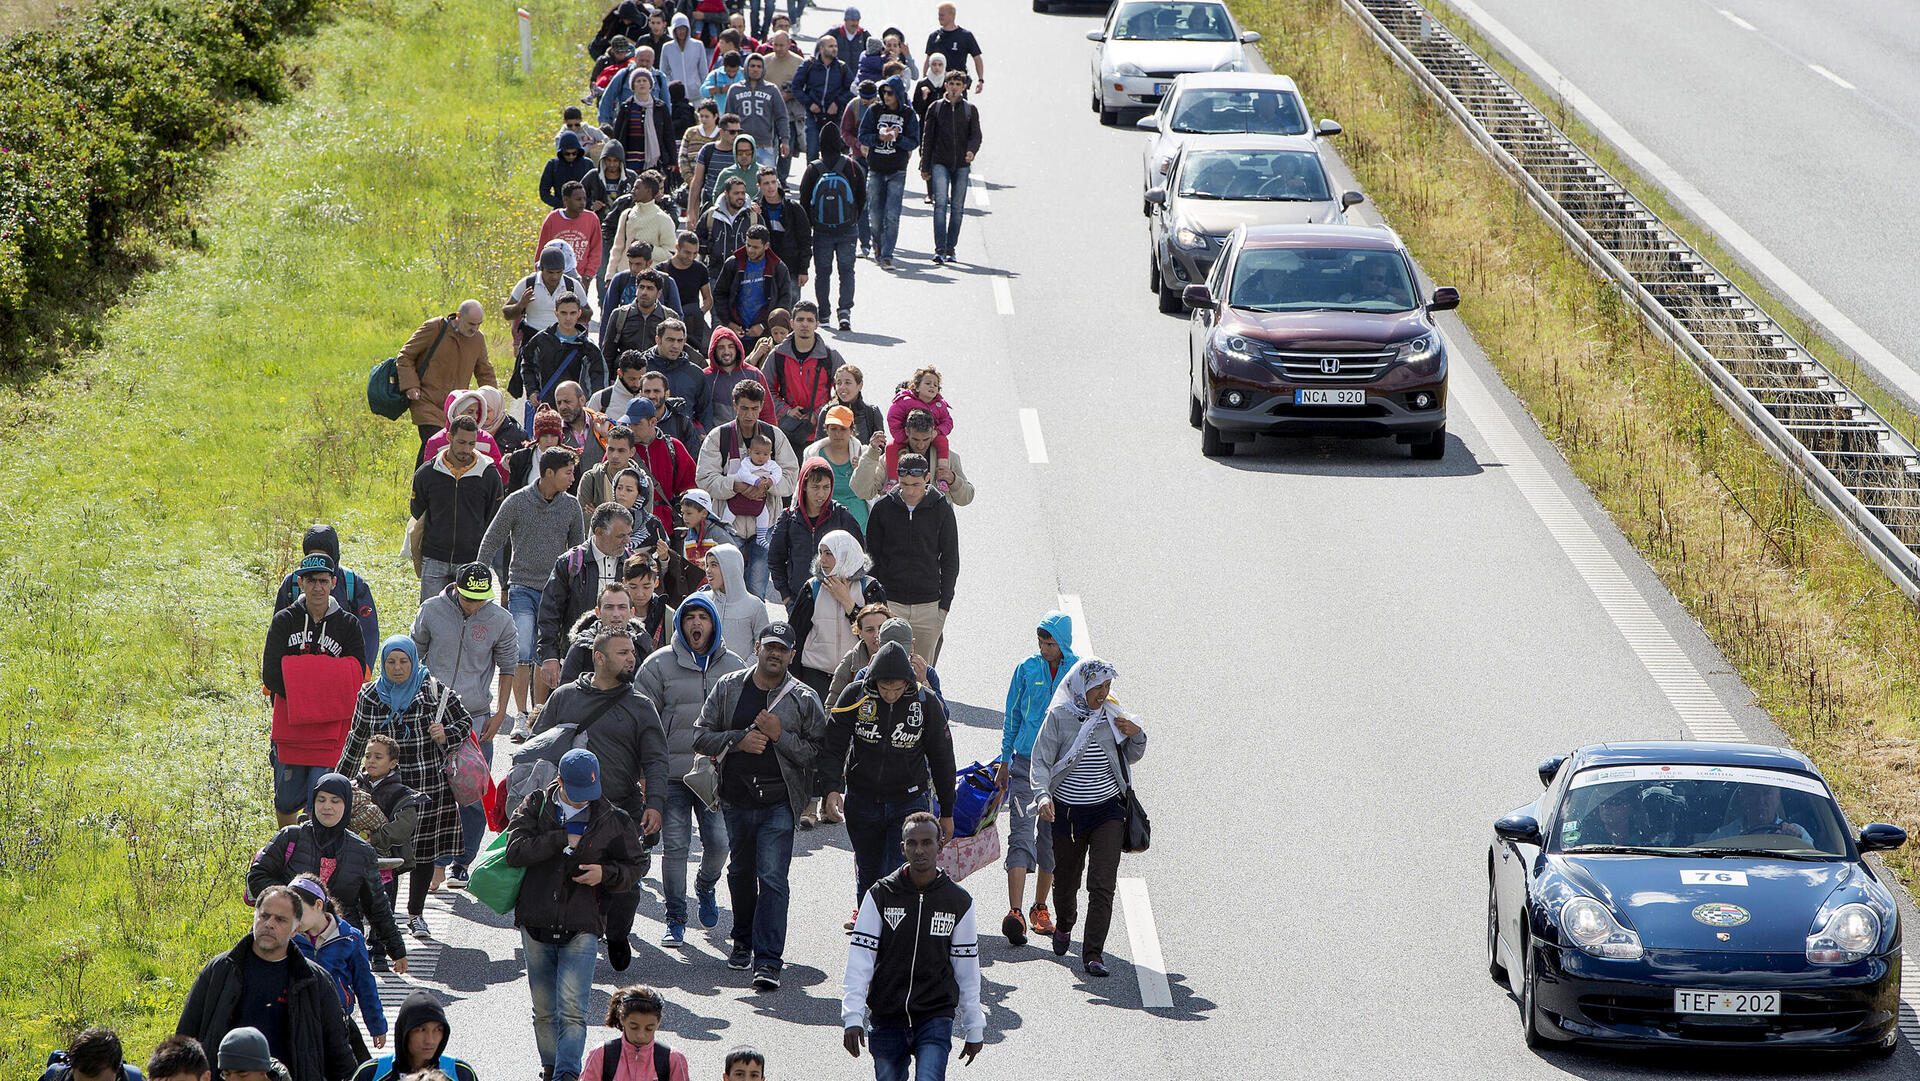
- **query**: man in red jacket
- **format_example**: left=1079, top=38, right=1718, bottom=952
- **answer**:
left=766, top=301, right=845, bottom=448
left=262, top=555, right=367, bottom=826
left=624, top=397, right=697, bottom=534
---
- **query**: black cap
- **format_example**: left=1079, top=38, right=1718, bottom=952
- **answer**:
left=757, top=622, right=797, bottom=649
left=456, top=562, right=494, bottom=600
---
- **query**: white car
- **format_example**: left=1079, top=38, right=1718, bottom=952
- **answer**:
left=1137, top=73, right=1342, bottom=208
left=1088, top=0, right=1261, bottom=127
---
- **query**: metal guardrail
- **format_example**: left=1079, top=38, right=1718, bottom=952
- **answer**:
left=1337, top=0, right=1920, bottom=598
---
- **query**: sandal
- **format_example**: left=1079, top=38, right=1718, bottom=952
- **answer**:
left=799, top=798, right=820, bottom=830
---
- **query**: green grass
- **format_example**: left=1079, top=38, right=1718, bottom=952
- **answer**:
left=1236, top=0, right=1920, bottom=891
left=0, top=0, right=592, bottom=1067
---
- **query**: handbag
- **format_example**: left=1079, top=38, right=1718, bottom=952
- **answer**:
left=1116, top=738, right=1150, bottom=855
left=465, top=829, right=526, bottom=915
left=685, top=677, right=798, bottom=812
left=936, top=825, right=1000, bottom=883
left=443, top=707, right=492, bottom=807
left=951, top=760, right=1003, bottom=839
left=368, top=317, right=450, bottom=420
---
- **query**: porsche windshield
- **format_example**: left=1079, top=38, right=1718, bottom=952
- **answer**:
left=1556, top=764, right=1851, bottom=858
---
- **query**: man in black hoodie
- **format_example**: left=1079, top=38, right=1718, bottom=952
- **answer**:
left=864, top=454, right=958, bottom=665
left=856, top=76, right=919, bottom=269
left=272, top=526, right=381, bottom=667
left=530, top=626, right=667, bottom=971
left=262, top=556, right=366, bottom=827
left=822, top=641, right=957, bottom=906
left=800, top=123, right=866, bottom=331
left=540, top=131, right=595, bottom=209
left=349, top=990, right=478, bottom=1081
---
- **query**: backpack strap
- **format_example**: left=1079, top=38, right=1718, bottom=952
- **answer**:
left=653, top=1042, right=671, bottom=1081
left=600, top=1039, right=624, bottom=1081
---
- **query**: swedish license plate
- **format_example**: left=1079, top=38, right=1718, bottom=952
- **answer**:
left=1154, top=82, right=1171, bottom=95
left=1674, top=989, right=1780, bottom=1015
left=1296, top=388, right=1366, bottom=406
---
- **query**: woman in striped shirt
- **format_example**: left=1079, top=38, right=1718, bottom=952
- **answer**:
left=1029, top=659, right=1147, bottom=977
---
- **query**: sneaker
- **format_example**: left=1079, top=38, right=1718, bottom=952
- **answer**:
left=837, top=315, right=851, bottom=332
left=509, top=714, right=532, bottom=743
left=844, top=908, right=859, bottom=931
left=727, top=943, right=753, bottom=970
left=607, top=934, right=633, bottom=972
left=878, top=257, right=892, bottom=269
left=1001, top=908, right=1028, bottom=947
left=698, top=889, right=720, bottom=929
left=1051, top=930, right=1069, bottom=957
left=1028, top=902, right=1056, bottom=935
left=932, top=253, right=946, bottom=265
left=1085, top=955, right=1111, bottom=978
left=444, top=867, right=469, bottom=890
left=660, top=922, right=686, bottom=949
left=752, top=968, right=781, bottom=990
left=408, top=915, right=431, bottom=940
left=369, top=954, right=391, bottom=973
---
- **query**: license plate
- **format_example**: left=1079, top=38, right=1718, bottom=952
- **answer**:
left=1154, top=82, right=1171, bottom=95
left=1296, top=388, right=1366, bottom=406
left=1674, top=989, right=1780, bottom=1016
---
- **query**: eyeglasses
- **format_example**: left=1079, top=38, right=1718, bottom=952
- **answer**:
left=898, top=465, right=931, bottom=477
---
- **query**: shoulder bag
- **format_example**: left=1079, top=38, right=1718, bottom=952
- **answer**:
left=369, top=317, right=451, bottom=420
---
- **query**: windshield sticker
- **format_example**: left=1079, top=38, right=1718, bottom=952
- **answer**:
left=1569, top=763, right=1830, bottom=798
left=1680, top=870, right=1748, bottom=886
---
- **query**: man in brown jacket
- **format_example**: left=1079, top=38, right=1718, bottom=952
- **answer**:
left=398, top=299, right=496, bottom=456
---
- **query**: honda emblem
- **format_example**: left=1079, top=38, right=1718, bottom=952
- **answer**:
left=1319, top=357, right=1341, bottom=375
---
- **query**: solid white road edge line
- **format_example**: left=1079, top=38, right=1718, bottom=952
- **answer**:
left=1808, top=63, right=1856, bottom=90
left=1019, top=408, right=1049, bottom=464
left=1056, top=593, right=1092, bottom=657
left=1117, top=878, right=1175, bottom=1009
left=1444, top=343, right=1750, bottom=743
left=1716, top=8, right=1755, bottom=31
left=992, top=273, right=1015, bottom=315
left=1900, top=951, right=1920, bottom=1053
left=1440, top=0, right=1920, bottom=409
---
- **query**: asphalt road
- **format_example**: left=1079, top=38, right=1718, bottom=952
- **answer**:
left=1438, top=0, right=1920, bottom=394
left=373, top=1, right=1918, bottom=1077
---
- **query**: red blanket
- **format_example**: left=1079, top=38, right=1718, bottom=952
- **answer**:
left=272, top=654, right=364, bottom=768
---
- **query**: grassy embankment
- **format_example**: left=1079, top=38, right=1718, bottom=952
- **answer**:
left=0, top=0, right=590, bottom=1067
left=1235, top=0, right=1920, bottom=885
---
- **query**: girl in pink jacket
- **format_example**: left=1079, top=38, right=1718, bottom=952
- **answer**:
left=420, top=389, right=508, bottom=482
left=884, top=365, right=953, bottom=488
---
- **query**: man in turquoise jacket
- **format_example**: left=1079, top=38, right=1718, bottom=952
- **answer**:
left=994, top=610, right=1075, bottom=946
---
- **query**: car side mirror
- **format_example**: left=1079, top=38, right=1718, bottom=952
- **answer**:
left=1136, top=114, right=1160, bottom=131
left=1494, top=814, right=1541, bottom=846
left=1429, top=286, right=1460, bottom=311
left=1340, top=190, right=1364, bottom=209
left=1182, top=284, right=1214, bottom=311
left=1144, top=188, right=1167, bottom=205
left=1317, top=118, right=1344, bottom=137
left=1239, top=30, right=1262, bottom=43
left=1086, top=30, right=1106, bottom=41
left=1536, top=754, right=1567, bottom=788
left=1858, top=823, right=1907, bottom=852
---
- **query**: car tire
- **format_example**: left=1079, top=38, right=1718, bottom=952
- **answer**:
left=1486, top=875, right=1507, bottom=984
left=1189, top=392, right=1203, bottom=430
left=1090, top=89, right=1100, bottom=114
left=1862, top=1036, right=1899, bottom=1059
left=1157, top=281, right=1183, bottom=314
left=1201, top=417, right=1233, bottom=458
left=1410, top=424, right=1446, bottom=460
left=1150, top=252, right=1163, bottom=296
left=1517, top=927, right=1545, bottom=1050
left=1099, top=102, right=1120, bottom=126
left=1033, top=0, right=1049, bottom=9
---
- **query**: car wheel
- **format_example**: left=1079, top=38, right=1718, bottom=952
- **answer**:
left=1033, top=0, right=1049, bottom=9
left=1099, top=101, right=1120, bottom=126
left=1189, top=392, right=1203, bottom=430
left=1090, top=88, right=1100, bottom=114
left=1149, top=253, right=1163, bottom=296
left=1201, top=417, right=1233, bottom=458
left=1486, top=874, right=1507, bottom=984
left=1157, top=281, right=1183, bottom=314
left=1410, top=423, right=1446, bottom=460
left=1517, top=927, right=1545, bottom=1050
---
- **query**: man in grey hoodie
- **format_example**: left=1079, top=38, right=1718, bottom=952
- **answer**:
left=729, top=54, right=790, bottom=170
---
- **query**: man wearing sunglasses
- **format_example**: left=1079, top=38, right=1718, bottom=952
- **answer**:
left=864, top=453, right=958, bottom=665
left=540, top=131, right=596, bottom=210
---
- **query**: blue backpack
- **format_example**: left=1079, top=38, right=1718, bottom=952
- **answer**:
left=811, top=166, right=857, bottom=230
left=371, top=1053, right=460, bottom=1080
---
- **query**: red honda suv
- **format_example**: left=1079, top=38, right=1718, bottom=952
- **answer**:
left=1185, top=224, right=1458, bottom=458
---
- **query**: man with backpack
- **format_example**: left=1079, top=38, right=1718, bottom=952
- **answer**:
left=536, top=504, right=636, bottom=689
left=801, top=124, right=866, bottom=331
left=40, top=1028, right=146, bottom=1081
left=765, top=302, right=844, bottom=449
left=503, top=247, right=589, bottom=358
left=919, top=70, right=982, bottom=265
left=514, top=290, right=601, bottom=410
left=395, top=301, right=493, bottom=457
left=529, top=625, right=667, bottom=972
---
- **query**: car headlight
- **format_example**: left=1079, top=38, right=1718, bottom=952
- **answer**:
left=1215, top=335, right=1257, bottom=362
left=1395, top=332, right=1444, bottom=374
left=1806, top=903, right=1880, bottom=965
left=1175, top=226, right=1207, bottom=250
left=1558, top=896, right=1643, bottom=960
left=1213, top=58, right=1241, bottom=72
left=1116, top=62, right=1147, bottom=78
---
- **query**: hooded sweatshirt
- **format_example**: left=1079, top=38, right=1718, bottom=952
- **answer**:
left=660, top=15, right=710, bottom=89
left=1001, top=610, right=1078, bottom=761
left=769, top=456, right=866, bottom=600
left=295, top=911, right=386, bottom=1040
left=350, top=990, right=479, bottom=1081
left=712, top=133, right=761, bottom=207
left=540, top=131, right=596, bottom=208
left=688, top=543, right=768, bottom=660
left=410, top=584, right=518, bottom=716
left=821, top=641, right=956, bottom=813
left=272, top=526, right=382, bottom=667
left=731, top=68, right=791, bottom=151
left=701, top=326, right=771, bottom=429
left=858, top=76, right=920, bottom=175
left=635, top=593, right=747, bottom=778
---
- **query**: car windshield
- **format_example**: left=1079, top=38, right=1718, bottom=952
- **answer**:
left=1228, top=247, right=1415, bottom=312
left=1111, top=1, right=1236, bottom=41
left=1177, top=150, right=1331, bottom=202
left=1170, top=89, right=1307, bottom=135
left=1555, top=764, right=1852, bottom=859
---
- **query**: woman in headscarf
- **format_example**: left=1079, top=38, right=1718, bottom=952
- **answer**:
left=768, top=457, right=865, bottom=607
left=912, top=53, right=947, bottom=126
left=611, top=467, right=671, bottom=558
left=245, top=772, right=410, bottom=972
left=689, top=542, right=768, bottom=659
left=786, top=528, right=885, bottom=697
left=338, top=636, right=475, bottom=941
left=1028, top=658, right=1147, bottom=978
left=420, top=389, right=508, bottom=482
left=477, top=384, right=528, bottom=455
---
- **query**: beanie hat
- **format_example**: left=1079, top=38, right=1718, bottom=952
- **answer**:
left=533, top=406, right=565, bottom=438
left=218, top=1028, right=274, bottom=1073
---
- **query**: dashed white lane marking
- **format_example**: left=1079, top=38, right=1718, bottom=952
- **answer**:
left=1446, top=346, right=1748, bottom=743
left=1056, top=593, right=1092, bottom=656
left=1717, top=8, right=1755, bottom=31
left=970, top=170, right=991, bottom=209
left=376, top=894, right=457, bottom=1009
left=992, top=273, right=1015, bottom=315
left=1019, top=408, right=1049, bottom=464
left=1808, top=63, right=1856, bottom=90
left=1117, top=878, right=1174, bottom=1009
left=1900, top=952, right=1920, bottom=1051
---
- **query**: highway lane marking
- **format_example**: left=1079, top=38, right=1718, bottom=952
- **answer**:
left=1019, top=408, right=1049, bottom=463
left=1808, top=63, right=1856, bottom=91
left=992, top=273, right=1015, bottom=315
left=1445, top=347, right=1750, bottom=744
left=1716, top=8, right=1755, bottom=31
left=1057, top=593, right=1092, bottom=656
left=1442, top=0, right=1920, bottom=411
left=1117, top=879, right=1175, bottom=1009
left=1902, top=952, right=1920, bottom=1052
left=970, top=169, right=991, bottom=209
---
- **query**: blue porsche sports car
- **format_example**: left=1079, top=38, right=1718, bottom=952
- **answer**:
left=1487, top=741, right=1908, bottom=1055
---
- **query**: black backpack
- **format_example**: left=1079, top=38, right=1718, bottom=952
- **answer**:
left=810, top=163, right=857, bottom=230
left=599, top=1038, right=670, bottom=1081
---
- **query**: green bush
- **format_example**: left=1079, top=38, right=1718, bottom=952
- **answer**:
left=0, top=0, right=327, bottom=368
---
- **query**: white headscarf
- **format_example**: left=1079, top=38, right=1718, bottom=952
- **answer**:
left=924, top=53, right=947, bottom=84
left=1048, top=657, right=1123, bottom=763
left=813, top=529, right=869, bottom=580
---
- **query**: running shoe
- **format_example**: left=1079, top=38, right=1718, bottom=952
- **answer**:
left=1001, top=908, right=1028, bottom=947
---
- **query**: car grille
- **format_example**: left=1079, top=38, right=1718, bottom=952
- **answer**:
left=1143, top=70, right=1192, bottom=80
left=1576, top=994, right=1871, bottom=1038
left=1257, top=347, right=1397, bottom=382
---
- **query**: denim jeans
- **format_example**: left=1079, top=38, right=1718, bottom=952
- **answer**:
left=805, top=114, right=829, bottom=159
left=743, top=530, right=772, bottom=599
left=868, top=1016, right=955, bottom=1081
left=929, top=164, right=969, bottom=255
left=845, top=789, right=930, bottom=904
left=813, top=232, right=857, bottom=317
left=785, top=0, right=805, bottom=26
left=722, top=800, right=795, bottom=970
left=508, top=585, right=543, bottom=666
left=748, top=0, right=775, bottom=38
left=867, top=169, right=906, bottom=260
left=457, top=737, right=496, bottom=869
left=662, top=779, right=730, bottom=923
left=419, top=557, right=455, bottom=603
left=754, top=146, right=779, bottom=172
left=268, top=744, right=320, bottom=815
left=522, top=929, right=598, bottom=1080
